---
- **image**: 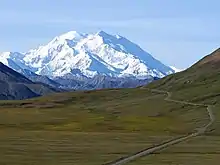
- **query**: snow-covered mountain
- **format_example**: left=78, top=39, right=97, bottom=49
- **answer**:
left=0, top=30, right=174, bottom=79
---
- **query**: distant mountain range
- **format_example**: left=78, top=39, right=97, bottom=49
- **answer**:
left=0, top=62, right=60, bottom=100
left=0, top=30, right=175, bottom=90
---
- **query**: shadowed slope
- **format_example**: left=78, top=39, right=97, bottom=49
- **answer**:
left=0, top=62, right=59, bottom=100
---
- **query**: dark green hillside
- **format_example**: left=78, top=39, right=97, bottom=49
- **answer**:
left=148, top=48, right=220, bottom=105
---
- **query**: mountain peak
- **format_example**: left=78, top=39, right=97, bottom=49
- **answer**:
left=58, top=31, right=84, bottom=41
left=95, top=31, right=123, bottom=40
left=95, top=30, right=112, bottom=38
left=0, top=30, right=174, bottom=79
left=96, top=30, right=108, bottom=35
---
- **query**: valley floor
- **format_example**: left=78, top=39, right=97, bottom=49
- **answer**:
left=0, top=131, right=174, bottom=165
left=127, top=135, right=220, bottom=165
left=0, top=88, right=219, bottom=165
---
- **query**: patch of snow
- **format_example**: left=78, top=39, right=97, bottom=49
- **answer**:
left=170, top=66, right=183, bottom=73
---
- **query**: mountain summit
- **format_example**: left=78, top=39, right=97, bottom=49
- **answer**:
left=0, top=31, right=174, bottom=79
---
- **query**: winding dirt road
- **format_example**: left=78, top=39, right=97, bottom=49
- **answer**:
left=103, top=89, right=215, bottom=165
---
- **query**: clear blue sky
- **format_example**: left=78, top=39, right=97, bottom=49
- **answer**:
left=0, top=0, right=219, bottom=68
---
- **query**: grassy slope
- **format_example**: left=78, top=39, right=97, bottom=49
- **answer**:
left=0, top=88, right=209, bottom=165
left=130, top=48, right=220, bottom=165
left=148, top=49, right=220, bottom=134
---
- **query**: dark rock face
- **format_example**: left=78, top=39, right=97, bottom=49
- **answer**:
left=0, top=62, right=59, bottom=100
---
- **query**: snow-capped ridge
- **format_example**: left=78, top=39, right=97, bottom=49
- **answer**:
left=0, top=30, right=174, bottom=79
left=58, top=31, right=85, bottom=41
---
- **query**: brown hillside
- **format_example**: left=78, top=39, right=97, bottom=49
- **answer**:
left=194, top=48, right=220, bottom=68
